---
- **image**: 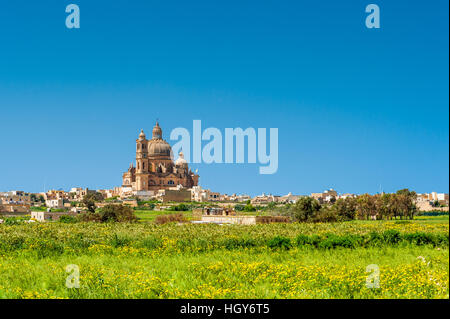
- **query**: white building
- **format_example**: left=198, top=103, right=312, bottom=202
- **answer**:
left=45, top=198, right=64, bottom=209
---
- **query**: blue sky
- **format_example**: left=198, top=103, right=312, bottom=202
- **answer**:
left=0, top=0, right=448, bottom=196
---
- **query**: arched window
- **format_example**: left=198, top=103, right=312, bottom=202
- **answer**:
left=168, top=180, right=174, bottom=185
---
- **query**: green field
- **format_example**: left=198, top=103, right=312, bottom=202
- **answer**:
left=0, top=216, right=448, bottom=299
left=134, top=210, right=194, bottom=222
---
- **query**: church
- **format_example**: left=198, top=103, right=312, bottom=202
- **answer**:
left=122, top=122, right=199, bottom=192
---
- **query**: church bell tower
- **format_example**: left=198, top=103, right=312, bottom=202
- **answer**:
left=136, top=129, right=149, bottom=191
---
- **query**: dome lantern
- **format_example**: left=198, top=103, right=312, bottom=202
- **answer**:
left=152, top=121, right=162, bottom=139
left=138, top=129, right=146, bottom=140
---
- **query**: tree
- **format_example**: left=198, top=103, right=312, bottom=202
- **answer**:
left=287, top=197, right=321, bottom=222
left=99, top=204, right=137, bottom=222
left=356, top=194, right=377, bottom=220
left=332, top=197, right=357, bottom=221
left=30, top=194, right=37, bottom=203
left=376, top=193, right=393, bottom=220
left=82, top=192, right=104, bottom=213
left=81, top=204, right=137, bottom=223
left=395, top=189, right=417, bottom=220
left=243, top=201, right=256, bottom=212
left=314, top=206, right=338, bottom=223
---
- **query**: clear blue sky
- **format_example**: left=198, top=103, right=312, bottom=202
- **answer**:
left=0, top=0, right=448, bottom=196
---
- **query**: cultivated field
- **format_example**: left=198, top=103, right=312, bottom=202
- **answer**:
left=0, top=216, right=448, bottom=299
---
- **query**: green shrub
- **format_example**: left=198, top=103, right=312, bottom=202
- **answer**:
left=67, top=234, right=98, bottom=249
left=142, top=236, right=162, bottom=249
left=222, top=237, right=257, bottom=250
left=314, top=234, right=363, bottom=249
left=4, top=218, right=23, bottom=226
left=402, top=232, right=436, bottom=246
left=167, top=204, right=190, bottom=211
left=59, top=215, right=78, bottom=223
left=368, top=232, right=384, bottom=247
left=0, top=235, right=25, bottom=251
left=109, top=234, right=131, bottom=248
left=419, top=211, right=449, bottom=217
left=383, top=230, right=401, bottom=245
left=295, top=234, right=311, bottom=246
left=434, top=234, right=449, bottom=246
left=50, top=208, right=66, bottom=213
left=80, top=204, right=137, bottom=223
left=195, top=238, right=209, bottom=252
left=35, top=240, right=65, bottom=258
left=268, top=236, right=292, bottom=250
left=176, top=238, right=193, bottom=251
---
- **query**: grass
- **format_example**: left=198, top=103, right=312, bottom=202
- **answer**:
left=0, top=218, right=448, bottom=299
left=134, top=210, right=194, bottom=222
left=414, top=215, right=449, bottom=223
left=0, top=247, right=447, bottom=298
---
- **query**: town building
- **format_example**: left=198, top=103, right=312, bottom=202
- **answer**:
left=157, top=189, right=192, bottom=202
left=45, top=198, right=64, bottom=209
left=68, top=188, right=97, bottom=201
left=278, top=192, right=303, bottom=204
left=31, top=211, right=78, bottom=222
left=228, top=193, right=251, bottom=202
left=337, top=193, right=357, bottom=200
left=416, top=192, right=449, bottom=205
left=310, top=189, right=338, bottom=203
left=190, top=186, right=221, bottom=202
left=415, top=192, right=449, bottom=211
left=0, top=191, right=32, bottom=205
left=251, top=193, right=279, bottom=205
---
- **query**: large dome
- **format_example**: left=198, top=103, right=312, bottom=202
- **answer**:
left=148, top=139, right=172, bottom=158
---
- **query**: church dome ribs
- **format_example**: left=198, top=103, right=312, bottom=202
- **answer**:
left=148, top=139, right=171, bottom=158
